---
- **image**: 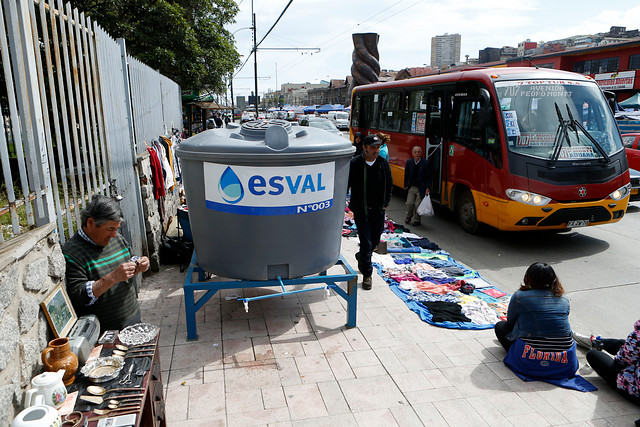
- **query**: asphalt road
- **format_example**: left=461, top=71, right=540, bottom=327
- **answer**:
left=383, top=193, right=640, bottom=339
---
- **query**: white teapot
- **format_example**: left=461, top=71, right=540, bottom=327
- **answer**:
left=11, top=396, right=61, bottom=427
left=24, top=369, right=67, bottom=408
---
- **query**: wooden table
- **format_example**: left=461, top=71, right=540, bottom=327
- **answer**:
left=68, top=335, right=166, bottom=427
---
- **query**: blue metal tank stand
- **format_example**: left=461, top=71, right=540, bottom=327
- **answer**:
left=182, top=253, right=359, bottom=341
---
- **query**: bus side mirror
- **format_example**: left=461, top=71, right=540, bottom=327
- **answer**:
left=478, top=88, right=491, bottom=127
left=603, top=90, right=617, bottom=113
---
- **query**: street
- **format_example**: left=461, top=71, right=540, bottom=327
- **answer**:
left=384, top=193, right=640, bottom=339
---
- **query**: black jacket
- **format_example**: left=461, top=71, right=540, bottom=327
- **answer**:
left=404, top=157, right=431, bottom=198
left=348, top=154, right=393, bottom=215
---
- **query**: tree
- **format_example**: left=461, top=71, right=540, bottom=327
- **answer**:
left=73, top=0, right=241, bottom=93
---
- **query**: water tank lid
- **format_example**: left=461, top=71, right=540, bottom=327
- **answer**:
left=176, top=119, right=354, bottom=163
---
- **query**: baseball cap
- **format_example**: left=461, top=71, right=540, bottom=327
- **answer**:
left=363, top=135, right=382, bottom=147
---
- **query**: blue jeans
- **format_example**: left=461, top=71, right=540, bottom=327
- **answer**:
left=354, top=209, right=385, bottom=277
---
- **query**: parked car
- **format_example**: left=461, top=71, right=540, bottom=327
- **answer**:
left=241, top=112, right=255, bottom=122
left=326, top=111, right=350, bottom=130
left=630, top=168, right=640, bottom=202
left=622, top=133, right=640, bottom=170
left=299, top=117, right=341, bottom=134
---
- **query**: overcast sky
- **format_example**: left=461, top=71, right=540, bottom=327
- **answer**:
left=227, top=0, right=640, bottom=99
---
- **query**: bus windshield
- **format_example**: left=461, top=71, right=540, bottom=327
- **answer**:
left=495, top=80, right=624, bottom=161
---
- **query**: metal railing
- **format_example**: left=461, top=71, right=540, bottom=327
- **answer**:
left=0, top=0, right=181, bottom=247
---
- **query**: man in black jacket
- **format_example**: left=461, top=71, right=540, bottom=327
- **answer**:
left=348, top=134, right=393, bottom=290
left=404, top=145, right=431, bottom=226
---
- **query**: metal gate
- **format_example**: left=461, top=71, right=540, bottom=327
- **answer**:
left=0, top=0, right=181, bottom=254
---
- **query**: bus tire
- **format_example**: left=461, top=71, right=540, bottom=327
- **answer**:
left=456, top=190, right=479, bottom=234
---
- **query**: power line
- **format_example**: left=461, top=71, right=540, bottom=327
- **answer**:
left=275, top=0, right=425, bottom=78
left=233, top=1, right=294, bottom=80
left=256, top=0, right=293, bottom=49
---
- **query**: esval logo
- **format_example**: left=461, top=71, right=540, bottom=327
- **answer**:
left=219, top=167, right=244, bottom=204
left=204, top=162, right=335, bottom=216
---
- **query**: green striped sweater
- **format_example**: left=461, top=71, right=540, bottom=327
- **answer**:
left=63, top=233, right=139, bottom=330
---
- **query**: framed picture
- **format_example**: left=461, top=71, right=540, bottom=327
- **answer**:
left=41, top=284, right=77, bottom=338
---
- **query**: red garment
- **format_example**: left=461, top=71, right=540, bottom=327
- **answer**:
left=147, top=147, right=165, bottom=199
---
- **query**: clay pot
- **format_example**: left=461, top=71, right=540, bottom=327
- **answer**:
left=41, top=338, right=78, bottom=386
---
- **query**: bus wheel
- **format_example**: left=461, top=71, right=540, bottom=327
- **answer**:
left=457, top=191, right=479, bottom=233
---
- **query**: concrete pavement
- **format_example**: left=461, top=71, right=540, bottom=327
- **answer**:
left=139, top=218, right=640, bottom=426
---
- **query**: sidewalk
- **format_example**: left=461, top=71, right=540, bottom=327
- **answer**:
left=139, top=235, right=640, bottom=426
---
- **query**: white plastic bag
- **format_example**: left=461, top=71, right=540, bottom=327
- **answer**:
left=417, top=194, right=434, bottom=217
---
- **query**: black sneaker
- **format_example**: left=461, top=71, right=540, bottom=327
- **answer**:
left=362, top=276, right=372, bottom=290
left=404, top=217, right=411, bottom=224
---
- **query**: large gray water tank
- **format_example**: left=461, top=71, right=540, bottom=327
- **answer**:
left=176, top=119, right=354, bottom=280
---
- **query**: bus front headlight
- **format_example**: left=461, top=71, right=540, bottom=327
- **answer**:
left=609, top=183, right=631, bottom=201
left=506, top=189, right=551, bottom=206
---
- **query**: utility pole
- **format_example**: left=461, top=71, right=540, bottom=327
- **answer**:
left=252, top=0, right=259, bottom=117
left=230, top=72, right=235, bottom=122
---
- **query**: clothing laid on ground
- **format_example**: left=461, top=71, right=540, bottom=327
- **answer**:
left=63, top=233, right=140, bottom=330
left=587, top=319, right=640, bottom=404
left=421, top=301, right=471, bottom=323
left=348, top=153, right=392, bottom=277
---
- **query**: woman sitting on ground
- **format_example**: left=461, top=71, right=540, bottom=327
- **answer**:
left=495, top=262, right=572, bottom=352
left=494, top=263, right=594, bottom=390
left=586, top=320, right=640, bottom=405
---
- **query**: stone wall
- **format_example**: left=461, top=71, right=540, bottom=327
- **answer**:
left=0, top=223, right=65, bottom=425
left=137, top=149, right=181, bottom=272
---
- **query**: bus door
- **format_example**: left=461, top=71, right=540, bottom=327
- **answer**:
left=449, top=83, right=502, bottom=228
left=355, top=93, right=376, bottom=133
left=425, top=90, right=446, bottom=202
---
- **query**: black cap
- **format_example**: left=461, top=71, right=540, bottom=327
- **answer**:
left=363, top=135, right=382, bottom=147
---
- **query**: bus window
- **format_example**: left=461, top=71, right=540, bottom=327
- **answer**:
left=453, top=99, right=485, bottom=155
left=401, top=89, right=428, bottom=133
left=351, top=95, right=361, bottom=127
left=379, top=92, right=401, bottom=131
left=495, top=80, right=623, bottom=160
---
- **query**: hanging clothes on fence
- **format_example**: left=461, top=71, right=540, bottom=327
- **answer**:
left=154, top=139, right=175, bottom=191
left=147, top=145, right=165, bottom=199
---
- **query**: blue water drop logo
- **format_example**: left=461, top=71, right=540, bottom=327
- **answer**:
left=219, top=166, right=244, bottom=204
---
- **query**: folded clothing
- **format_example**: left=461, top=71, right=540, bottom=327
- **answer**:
left=421, top=301, right=471, bottom=323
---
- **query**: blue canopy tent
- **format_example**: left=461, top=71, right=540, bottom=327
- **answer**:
left=316, top=104, right=335, bottom=113
left=303, top=105, right=317, bottom=113
left=619, top=92, right=640, bottom=109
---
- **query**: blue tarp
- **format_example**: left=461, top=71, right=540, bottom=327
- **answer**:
left=316, top=104, right=336, bottom=113
left=303, top=105, right=317, bottom=113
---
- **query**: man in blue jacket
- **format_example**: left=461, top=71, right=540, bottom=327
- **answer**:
left=404, top=145, right=431, bottom=226
left=348, top=135, right=393, bottom=290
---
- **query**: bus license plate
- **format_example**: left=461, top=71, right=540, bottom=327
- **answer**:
left=567, top=220, right=589, bottom=227
left=632, top=188, right=639, bottom=195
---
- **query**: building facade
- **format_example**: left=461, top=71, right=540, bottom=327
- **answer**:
left=431, top=33, right=461, bottom=69
left=506, top=38, right=640, bottom=102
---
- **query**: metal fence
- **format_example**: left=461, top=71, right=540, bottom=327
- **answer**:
left=0, top=0, right=181, bottom=248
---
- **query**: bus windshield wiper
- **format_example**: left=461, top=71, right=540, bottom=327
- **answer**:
left=549, top=103, right=570, bottom=166
left=564, top=105, right=610, bottom=163
left=550, top=103, right=610, bottom=165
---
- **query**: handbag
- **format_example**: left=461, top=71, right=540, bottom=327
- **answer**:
left=416, top=194, right=434, bottom=216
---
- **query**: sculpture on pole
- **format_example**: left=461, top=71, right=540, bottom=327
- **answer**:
left=347, top=33, right=380, bottom=105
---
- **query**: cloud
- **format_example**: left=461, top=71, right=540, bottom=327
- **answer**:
left=230, top=0, right=640, bottom=98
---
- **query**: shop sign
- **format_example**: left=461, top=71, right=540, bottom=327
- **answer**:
left=204, top=162, right=335, bottom=215
left=595, top=71, right=635, bottom=90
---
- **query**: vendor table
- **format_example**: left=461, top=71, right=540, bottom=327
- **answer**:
left=67, top=335, right=165, bottom=426
left=183, top=253, right=359, bottom=340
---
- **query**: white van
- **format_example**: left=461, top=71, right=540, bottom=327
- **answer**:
left=326, top=111, right=350, bottom=130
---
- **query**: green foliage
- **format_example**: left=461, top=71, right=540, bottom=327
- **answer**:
left=73, top=0, right=241, bottom=93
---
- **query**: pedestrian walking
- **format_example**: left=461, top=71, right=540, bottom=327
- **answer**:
left=404, top=145, right=431, bottom=226
left=347, top=134, right=393, bottom=290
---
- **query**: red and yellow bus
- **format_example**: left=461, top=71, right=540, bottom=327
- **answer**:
left=350, top=67, right=631, bottom=232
